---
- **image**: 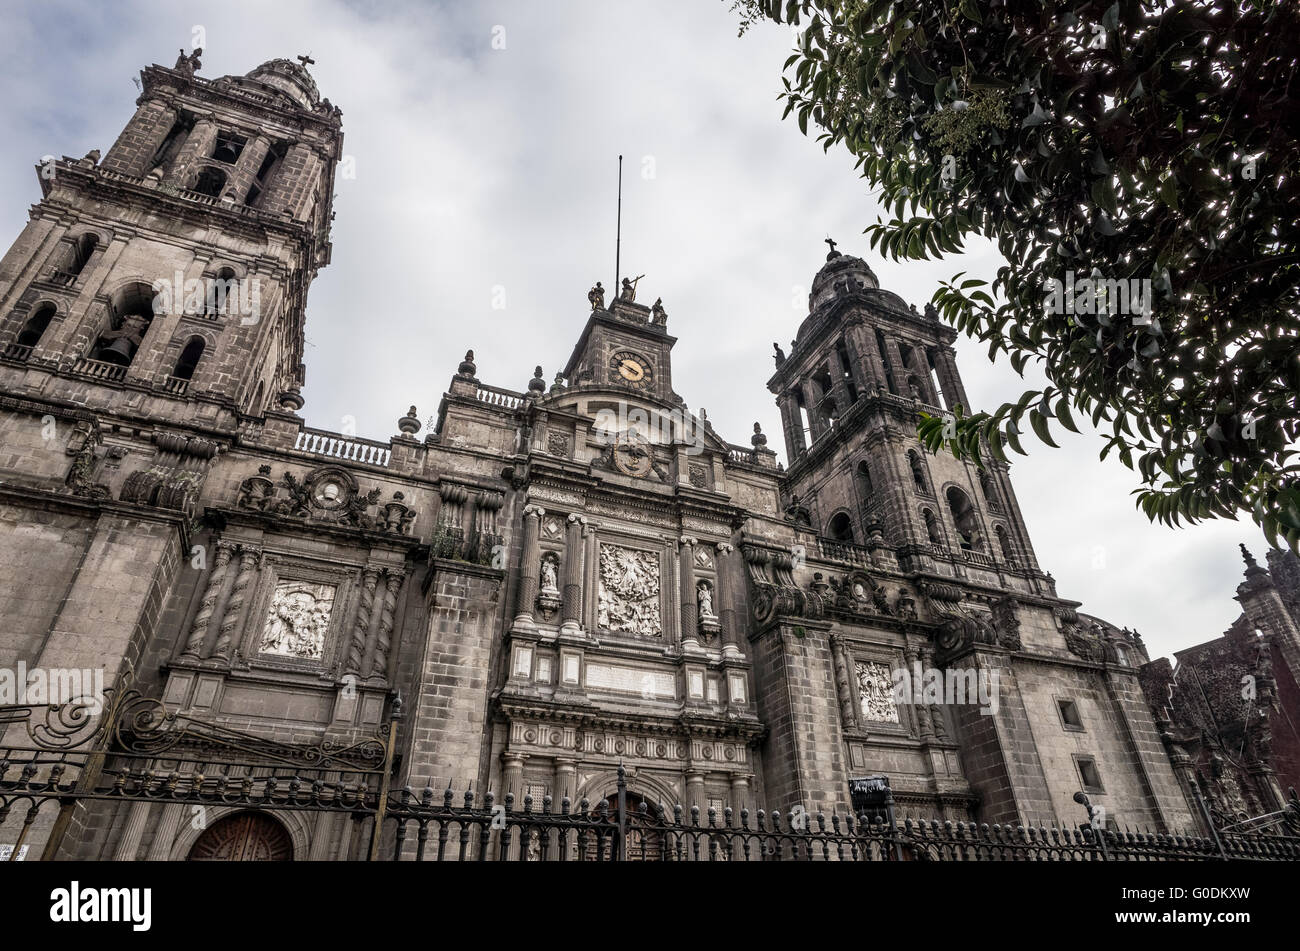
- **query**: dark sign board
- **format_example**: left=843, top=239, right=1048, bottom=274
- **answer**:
left=848, top=775, right=892, bottom=814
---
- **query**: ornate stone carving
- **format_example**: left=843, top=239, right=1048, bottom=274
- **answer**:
left=64, top=419, right=108, bottom=498
left=547, top=431, right=570, bottom=457
left=855, top=661, right=900, bottom=723
left=1057, top=605, right=1104, bottom=660
left=597, top=544, right=661, bottom=637
left=688, top=464, right=707, bottom=488
left=992, top=596, right=1022, bottom=651
left=235, top=466, right=413, bottom=534
left=260, top=581, right=335, bottom=659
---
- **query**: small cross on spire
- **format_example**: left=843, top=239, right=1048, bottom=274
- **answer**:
left=297, top=54, right=316, bottom=67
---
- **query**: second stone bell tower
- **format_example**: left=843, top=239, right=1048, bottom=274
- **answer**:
left=768, top=242, right=1041, bottom=579
left=0, top=50, right=343, bottom=423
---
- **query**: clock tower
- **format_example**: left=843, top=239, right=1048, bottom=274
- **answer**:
left=562, top=284, right=676, bottom=404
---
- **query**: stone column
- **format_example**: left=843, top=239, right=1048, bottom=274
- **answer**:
left=513, top=505, right=545, bottom=631
left=685, top=770, right=706, bottom=817
left=102, top=98, right=179, bottom=175
left=112, top=801, right=153, bottom=860
left=933, top=347, right=970, bottom=410
left=729, top=775, right=752, bottom=812
left=716, top=543, right=739, bottom=654
left=828, top=345, right=855, bottom=411
left=801, top=379, right=828, bottom=440
left=502, top=752, right=526, bottom=801
left=561, top=514, right=585, bottom=633
left=905, top=347, right=940, bottom=406
left=582, top=521, right=599, bottom=631
left=227, top=133, right=271, bottom=204
left=904, top=645, right=936, bottom=738
left=884, top=337, right=909, bottom=398
left=144, top=804, right=185, bottom=860
left=919, top=646, right=947, bottom=739
left=679, top=536, right=700, bottom=651
left=180, top=541, right=233, bottom=659
left=843, top=322, right=885, bottom=392
left=368, top=571, right=402, bottom=682
left=308, top=812, right=337, bottom=861
left=831, top=636, right=859, bottom=731
left=211, top=546, right=258, bottom=660
left=170, top=114, right=219, bottom=191
left=348, top=567, right=380, bottom=677
left=554, top=758, right=578, bottom=803
left=779, top=392, right=806, bottom=460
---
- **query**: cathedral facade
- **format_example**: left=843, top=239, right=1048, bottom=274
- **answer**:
left=0, top=53, right=1203, bottom=860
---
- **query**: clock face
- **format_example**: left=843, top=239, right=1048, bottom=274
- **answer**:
left=609, top=350, right=653, bottom=390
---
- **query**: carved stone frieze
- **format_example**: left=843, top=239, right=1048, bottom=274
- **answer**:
left=597, top=543, right=661, bottom=637
left=855, top=660, right=900, bottom=723
left=259, top=580, right=335, bottom=659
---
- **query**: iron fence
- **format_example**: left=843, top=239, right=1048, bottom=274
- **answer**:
left=3, top=678, right=1299, bottom=862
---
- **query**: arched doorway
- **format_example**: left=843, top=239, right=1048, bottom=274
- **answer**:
left=187, top=811, right=293, bottom=861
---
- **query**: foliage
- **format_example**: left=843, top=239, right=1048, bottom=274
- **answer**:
left=737, top=0, right=1300, bottom=547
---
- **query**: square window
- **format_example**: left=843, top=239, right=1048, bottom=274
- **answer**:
left=1057, top=699, right=1084, bottom=731
left=1075, top=756, right=1104, bottom=794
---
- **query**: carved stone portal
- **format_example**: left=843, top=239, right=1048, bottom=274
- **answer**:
left=259, top=581, right=336, bottom=659
left=597, top=544, right=661, bottom=637
left=856, top=660, right=900, bottom=724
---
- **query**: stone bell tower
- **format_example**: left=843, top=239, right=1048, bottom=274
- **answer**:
left=0, top=50, right=343, bottom=421
left=768, top=242, right=1039, bottom=578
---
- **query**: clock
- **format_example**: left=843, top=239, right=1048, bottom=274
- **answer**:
left=609, top=350, right=653, bottom=390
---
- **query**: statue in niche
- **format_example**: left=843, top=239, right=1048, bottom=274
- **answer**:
left=697, top=580, right=715, bottom=618
left=536, top=552, right=562, bottom=619
left=540, top=554, right=559, bottom=593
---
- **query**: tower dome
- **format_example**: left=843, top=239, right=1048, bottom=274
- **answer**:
left=243, top=58, right=321, bottom=108
left=809, top=245, right=879, bottom=311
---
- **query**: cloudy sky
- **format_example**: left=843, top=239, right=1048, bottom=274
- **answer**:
left=0, top=0, right=1264, bottom=661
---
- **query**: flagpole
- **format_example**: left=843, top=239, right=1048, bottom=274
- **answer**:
left=615, top=155, right=623, bottom=297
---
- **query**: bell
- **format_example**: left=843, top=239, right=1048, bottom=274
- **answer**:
left=98, top=337, right=135, bottom=365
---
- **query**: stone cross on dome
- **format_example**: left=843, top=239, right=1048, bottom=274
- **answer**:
left=297, top=54, right=316, bottom=67
left=824, top=236, right=839, bottom=258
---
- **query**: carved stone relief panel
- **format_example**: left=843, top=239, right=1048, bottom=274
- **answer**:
left=259, top=581, right=336, bottom=659
left=855, top=660, right=900, bottom=724
left=597, top=543, right=661, bottom=637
